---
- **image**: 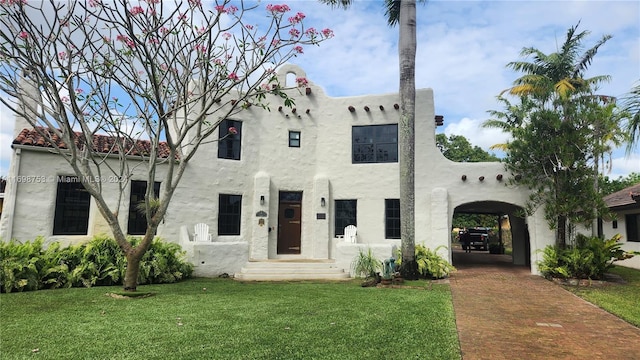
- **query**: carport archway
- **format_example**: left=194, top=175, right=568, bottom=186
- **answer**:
left=453, top=201, right=530, bottom=269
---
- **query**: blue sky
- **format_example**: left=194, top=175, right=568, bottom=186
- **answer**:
left=1, top=0, right=639, bottom=178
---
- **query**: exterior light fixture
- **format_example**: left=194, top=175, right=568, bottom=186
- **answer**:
left=260, top=195, right=265, bottom=205
left=321, top=197, right=326, bottom=207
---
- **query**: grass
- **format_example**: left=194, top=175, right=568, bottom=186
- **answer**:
left=566, top=266, right=640, bottom=327
left=0, top=278, right=461, bottom=360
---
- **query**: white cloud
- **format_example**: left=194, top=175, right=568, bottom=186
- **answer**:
left=443, top=117, right=510, bottom=154
left=609, top=153, right=640, bottom=179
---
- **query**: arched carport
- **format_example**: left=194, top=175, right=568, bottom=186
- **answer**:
left=453, top=201, right=531, bottom=268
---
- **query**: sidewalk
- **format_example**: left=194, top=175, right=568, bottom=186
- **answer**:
left=449, top=250, right=640, bottom=360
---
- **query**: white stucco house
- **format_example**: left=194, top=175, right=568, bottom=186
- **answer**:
left=598, top=183, right=640, bottom=269
left=0, top=64, right=559, bottom=279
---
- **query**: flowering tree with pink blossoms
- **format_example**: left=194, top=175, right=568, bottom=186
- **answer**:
left=0, top=0, right=332, bottom=290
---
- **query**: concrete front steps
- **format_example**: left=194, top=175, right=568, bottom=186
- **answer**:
left=234, top=260, right=351, bottom=281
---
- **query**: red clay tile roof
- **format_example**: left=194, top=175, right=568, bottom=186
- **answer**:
left=603, top=182, right=640, bottom=209
left=13, top=127, right=173, bottom=158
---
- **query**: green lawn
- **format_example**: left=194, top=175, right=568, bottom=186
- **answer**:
left=567, top=266, right=640, bottom=327
left=0, top=278, right=461, bottom=360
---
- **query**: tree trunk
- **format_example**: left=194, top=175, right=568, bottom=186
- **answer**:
left=398, top=0, right=419, bottom=280
left=123, top=252, right=142, bottom=291
left=122, top=229, right=157, bottom=291
left=557, top=215, right=567, bottom=249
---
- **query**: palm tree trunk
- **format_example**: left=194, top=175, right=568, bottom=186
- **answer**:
left=398, top=0, right=419, bottom=280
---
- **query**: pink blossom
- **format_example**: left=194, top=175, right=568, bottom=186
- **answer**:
left=245, top=24, right=254, bottom=30
left=60, top=96, right=70, bottom=103
left=215, top=5, right=238, bottom=14
left=288, top=28, right=300, bottom=38
left=148, top=37, right=159, bottom=45
left=75, top=88, right=83, bottom=94
left=271, top=39, right=280, bottom=46
left=227, top=72, right=239, bottom=81
left=18, top=31, right=28, bottom=40
left=177, top=13, right=187, bottom=21
left=222, top=32, right=232, bottom=41
left=194, top=44, right=206, bottom=52
left=296, top=77, right=308, bottom=87
left=304, top=28, right=318, bottom=37
left=266, top=4, right=290, bottom=15
left=228, top=127, right=238, bottom=135
left=260, top=83, right=271, bottom=91
left=288, top=12, right=305, bottom=25
left=188, top=0, right=201, bottom=7
left=293, top=46, right=303, bottom=54
left=58, top=51, right=67, bottom=60
left=213, top=58, right=224, bottom=66
left=88, top=0, right=101, bottom=7
left=144, top=0, right=160, bottom=3
left=130, top=6, right=144, bottom=16
left=322, top=28, right=334, bottom=38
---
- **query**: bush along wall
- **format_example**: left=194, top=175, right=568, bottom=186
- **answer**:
left=0, top=235, right=193, bottom=293
left=537, top=234, right=635, bottom=280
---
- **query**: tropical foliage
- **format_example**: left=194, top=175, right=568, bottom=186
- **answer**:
left=436, top=134, right=500, bottom=162
left=0, top=236, right=192, bottom=293
left=484, top=22, right=625, bottom=247
left=537, top=234, right=633, bottom=280
left=395, top=245, right=455, bottom=279
left=351, top=248, right=382, bottom=279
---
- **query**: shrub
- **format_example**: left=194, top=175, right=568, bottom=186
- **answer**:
left=0, top=236, right=193, bottom=293
left=351, top=248, right=382, bottom=279
left=537, top=234, right=633, bottom=280
left=396, top=245, right=455, bottom=279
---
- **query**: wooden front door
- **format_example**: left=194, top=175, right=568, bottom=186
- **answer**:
left=277, top=191, right=302, bottom=254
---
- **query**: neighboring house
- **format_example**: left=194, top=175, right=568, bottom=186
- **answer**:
left=0, top=64, right=555, bottom=277
left=601, top=183, right=640, bottom=269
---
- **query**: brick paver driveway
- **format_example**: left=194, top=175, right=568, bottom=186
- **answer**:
left=450, top=249, right=640, bottom=360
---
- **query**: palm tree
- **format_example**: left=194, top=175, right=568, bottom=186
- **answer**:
left=507, top=22, right=612, bottom=111
left=320, top=0, right=422, bottom=279
left=621, top=82, right=640, bottom=153
left=495, top=22, right=614, bottom=247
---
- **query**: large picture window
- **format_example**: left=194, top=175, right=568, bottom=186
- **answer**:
left=53, top=176, right=90, bottom=235
left=385, top=199, right=401, bottom=239
left=127, top=180, right=161, bottom=235
left=218, top=194, right=242, bottom=235
left=218, top=119, right=242, bottom=160
left=352, top=124, right=398, bottom=163
left=335, top=200, right=357, bottom=237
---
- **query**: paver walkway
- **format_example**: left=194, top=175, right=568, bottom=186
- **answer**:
left=450, top=249, right=640, bottom=360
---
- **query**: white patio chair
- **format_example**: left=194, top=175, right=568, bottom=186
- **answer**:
left=344, top=225, right=357, bottom=243
left=193, top=223, right=212, bottom=242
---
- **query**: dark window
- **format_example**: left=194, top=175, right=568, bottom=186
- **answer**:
left=335, top=200, right=357, bottom=236
left=53, top=176, right=90, bottom=235
left=127, top=180, right=161, bottom=235
left=385, top=199, right=400, bottom=239
left=218, top=194, right=242, bottom=235
left=612, top=220, right=618, bottom=229
left=218, top=119, right=242, bottom=160
left=289, top=131, right=300, bottom=147
left=352, top=124, right=398, bottom=163
left=626, top=214, right=639, bottom=242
